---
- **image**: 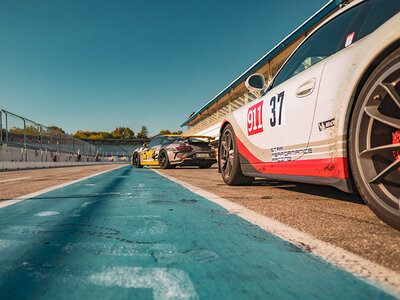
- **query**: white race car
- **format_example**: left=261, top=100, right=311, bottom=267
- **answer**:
left=218, top=0, right=400, bottom=229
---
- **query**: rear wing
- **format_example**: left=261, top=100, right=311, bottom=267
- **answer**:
left=181, top=135, right=215, bottom=141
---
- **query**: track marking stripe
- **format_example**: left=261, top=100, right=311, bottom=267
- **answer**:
left=0, top=177, right=32, bottom=183
left=152, top=168, right=400, bottom=298
left=0, top=165, right=127, bottom=209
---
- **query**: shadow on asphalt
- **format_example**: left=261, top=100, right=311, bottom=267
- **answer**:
left=252, top=179, right=365, bottom=205
left=169, top=165, right=366, bottom=205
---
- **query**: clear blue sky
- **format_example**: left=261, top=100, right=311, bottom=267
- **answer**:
left=0, top=0, right=328, bottom=136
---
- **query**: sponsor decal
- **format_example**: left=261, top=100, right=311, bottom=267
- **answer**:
left=271, top=146, right=313, bottom=162
left=318, top=118, right=335, bottom=132
left=247, top=101, right=264, bottom=136
left=345, top=32, right=355, bottom=47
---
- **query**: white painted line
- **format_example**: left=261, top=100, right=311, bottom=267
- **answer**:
left=0, top=165, right=127, bottom=209
left=152, top=168, right=400, bottom=298
left=90, top=267, right=198, bottom=300
left=0, top=177, right=31, bottom=183
left=34, top=211, right=60, bottom=217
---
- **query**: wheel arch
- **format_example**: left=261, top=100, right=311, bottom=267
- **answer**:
left=218, top=119, right=231, bottom=173
left=343, top=39, right=400, bottom=188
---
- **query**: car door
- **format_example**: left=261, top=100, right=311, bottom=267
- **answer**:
left=142, top=137, right=161, bottom=163
left=242, top=3, right=364, bottom=164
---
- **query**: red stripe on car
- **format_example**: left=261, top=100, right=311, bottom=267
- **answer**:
left=236, top=136, right=349, bottom=179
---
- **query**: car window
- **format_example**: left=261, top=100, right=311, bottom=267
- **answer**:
left=273, top=3, right=363, bottom=87
left=147, top=137, right=162, bottom=147
left=160, top=136, right=178, bottom=145
left=356, top=0, right=400, bottom=41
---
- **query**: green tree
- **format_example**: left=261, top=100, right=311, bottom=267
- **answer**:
left=49, top=126, right=65, bottom=134
left=9, top=126, right=24, bottom=134
left=111, top=127, right=135, bottom=139
left=172, top=130, right=183, bottom=135
left=9, top=125, right=39, bottom=135
left=136, top=126, right=149, bottom=139
left=73, top=130, right=113, bottom=139
left=157, top=129, right=171, bottom=136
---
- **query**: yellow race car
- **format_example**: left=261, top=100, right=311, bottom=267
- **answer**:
left=132, top=135, right=217, bottom=169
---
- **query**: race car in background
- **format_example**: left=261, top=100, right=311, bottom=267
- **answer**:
left=218, top=0, right=400, bottom=229
left=132, top=135, right=217, bottom=169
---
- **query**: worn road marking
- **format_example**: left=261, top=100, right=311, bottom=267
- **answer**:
left=34, top=211, right=60, bottom=217
left=0, top=177, right=31, bottom=183
left=0, top=165, right=126, bottom=209
left=152, top=168, right=400, bottom=297
left=90, top=267, right=198, bottom=300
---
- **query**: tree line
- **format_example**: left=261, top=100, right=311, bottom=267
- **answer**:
left=73, top=126, right=183, bottom=139
left=8, top=125, right=183, bottom=140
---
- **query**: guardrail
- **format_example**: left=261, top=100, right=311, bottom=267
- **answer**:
left=0, top=109, right=99, bottom=164
left=0, top=109, right=96, bottom=156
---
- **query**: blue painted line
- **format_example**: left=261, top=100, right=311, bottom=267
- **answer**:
left=0, top=166, right=394, bottom=299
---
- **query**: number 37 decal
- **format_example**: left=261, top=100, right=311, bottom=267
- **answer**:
left=247, top=91, right=285, bottom=136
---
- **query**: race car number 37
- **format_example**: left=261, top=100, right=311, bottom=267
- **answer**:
left=247, top=101, right=263, bottom=136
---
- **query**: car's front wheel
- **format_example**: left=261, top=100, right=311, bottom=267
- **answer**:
left=219, top=124, right=254, bottom=185
left=349, top=48, right=400, bottom=230
left=133, top=153, right=143, bottom=168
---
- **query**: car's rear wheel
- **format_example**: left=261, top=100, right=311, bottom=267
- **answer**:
left=159, top=150, right=172, bottom=169
left=219, top=124, right=254, bottom=185
left=133, top=153, right=143, bottom=168
left=349, top=48, right=400, bottom=230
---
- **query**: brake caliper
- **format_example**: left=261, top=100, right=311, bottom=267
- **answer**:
left=393, top=131, right=400, bottom=167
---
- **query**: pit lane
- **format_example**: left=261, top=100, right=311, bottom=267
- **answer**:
left=0, top=164, right=399, bottom=298
left=152, top=165, right=400, bottom=274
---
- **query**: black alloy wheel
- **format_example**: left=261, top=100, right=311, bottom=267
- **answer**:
left=219, top=124, right=254, bottom=185
left=159, top=150, right=171, bottom=169
left=133, top=152, right=143, bottom=168
left=349, top=48, right=400, bottom=229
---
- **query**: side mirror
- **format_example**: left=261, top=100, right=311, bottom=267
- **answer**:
left=245, top=74, right=265, bottom=98
left=143, top=143, right=148, bottom=147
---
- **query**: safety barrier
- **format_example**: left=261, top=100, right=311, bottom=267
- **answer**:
left=0, top=109, right=97, bottom=164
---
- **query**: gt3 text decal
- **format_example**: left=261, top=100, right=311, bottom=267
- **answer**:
left=318, top=118, right=335, bottom=131
left=269, top=91, right=285, bottom=127
left=247, top=101, right=264, bottom=136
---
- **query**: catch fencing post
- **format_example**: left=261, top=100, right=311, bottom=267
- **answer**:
left=5, top=112, right=8, bottom=143
left=23, top=119, right=26, bottom=147
left=37, top=124, right=41, bottom=149
left=0, top=110, right=2, bottom=143
left=23, top=119, right=27, bottom=162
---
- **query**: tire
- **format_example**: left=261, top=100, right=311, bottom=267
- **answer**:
left=133, top=152, right=143, bottom=168
left=159, top=150, right=172, bottom=169
left=198, top=163, right=213, bottom=169
left=219, top=124, right=254, bottom=185
left=349, top=48, right=400, bottom=230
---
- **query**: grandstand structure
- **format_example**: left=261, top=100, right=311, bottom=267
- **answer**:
left=181, top=0, right=354, bottom=143
left=81, top=138, right=149, bottom=158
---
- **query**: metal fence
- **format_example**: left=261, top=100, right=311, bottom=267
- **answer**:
left=0, top=109, right=96, bottom=156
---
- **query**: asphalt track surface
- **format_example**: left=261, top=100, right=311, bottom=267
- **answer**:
left=156, top=166, right=400, bottom=274
left=0, top=165, right=396, bottom=299
left=0, top=164, right=121, bottom=200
